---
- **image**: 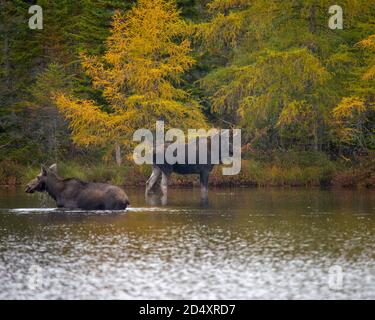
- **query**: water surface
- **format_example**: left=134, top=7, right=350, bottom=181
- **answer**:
left=0, top=187, right=374, bottom=299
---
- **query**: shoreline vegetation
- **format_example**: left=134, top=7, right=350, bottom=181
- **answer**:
left=1, top=151, right=373, bottom=189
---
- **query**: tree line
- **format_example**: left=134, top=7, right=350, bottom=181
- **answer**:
left=0, top=0, right=374, bottom=169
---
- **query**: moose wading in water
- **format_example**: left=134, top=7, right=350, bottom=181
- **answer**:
left=25, top=164, right=130, bottom=210
left=144, top=130, right=240, bottom=197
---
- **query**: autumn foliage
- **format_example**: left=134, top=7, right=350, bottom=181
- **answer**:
left=1, top=0, right=374, bottom=176
left=56, top=0, right=206, bottom=152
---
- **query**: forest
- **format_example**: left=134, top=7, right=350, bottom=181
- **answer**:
left=0, top=0, right=374, bottom=187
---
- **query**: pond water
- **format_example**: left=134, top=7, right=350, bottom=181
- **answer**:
left=0, top=187, right=374, bottom=299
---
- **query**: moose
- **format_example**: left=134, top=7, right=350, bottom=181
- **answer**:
left=145, top=131, right=237, bottom=197
left=25, top=164, right=130, bottom=210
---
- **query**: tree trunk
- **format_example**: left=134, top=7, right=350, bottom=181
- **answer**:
left=309, top=4, right=316, bottom=34
left=3, top=36, right=11, bottom=90
left=313, top=122, right=319, bottom=151
left=115, top=143, right=122, bottom=166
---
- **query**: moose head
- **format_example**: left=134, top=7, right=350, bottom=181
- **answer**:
left=25, top=164, right=58, bottom=193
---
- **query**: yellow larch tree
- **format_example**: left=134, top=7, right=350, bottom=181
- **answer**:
left=357, top=34, right=375, bottom=81
left=56, top=0, right=206, bottom=165
left=331, top=34, right=375, bottom=152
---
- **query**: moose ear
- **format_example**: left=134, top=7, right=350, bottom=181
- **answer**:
left=49, top=163, right=57, bottom=174
left=40, top=165, right=47, bottom=176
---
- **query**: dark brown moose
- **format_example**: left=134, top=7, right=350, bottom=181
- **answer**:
left=146, top=132, right=234, bottom=197
left=26, top=164, right=129, bottom=210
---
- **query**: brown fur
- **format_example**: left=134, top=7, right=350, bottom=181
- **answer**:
left=26, top=164, right=129, bottom=210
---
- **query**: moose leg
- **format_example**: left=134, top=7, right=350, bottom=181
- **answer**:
left=200, top=171, right=209, bottom=197
left=146, top=165, right=161, bottom=194
left=160, top=171, right=169, bottom=195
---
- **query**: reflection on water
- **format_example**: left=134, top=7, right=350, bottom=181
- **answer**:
left=0, top=187, right=375, bottom=299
